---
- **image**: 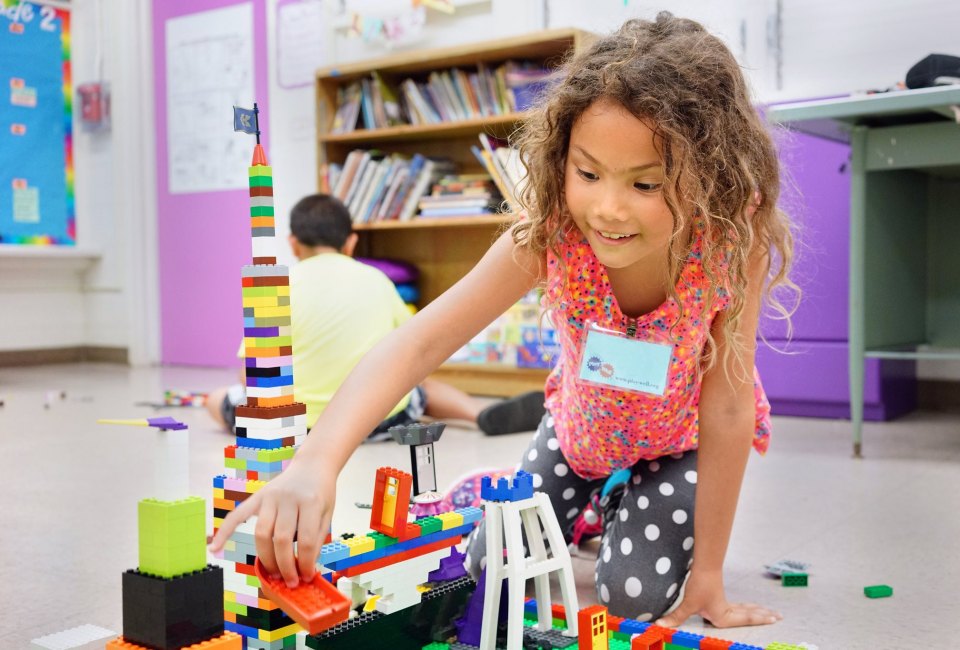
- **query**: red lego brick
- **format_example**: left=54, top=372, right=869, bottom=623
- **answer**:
left=224, top=445, right=237, bottom=458
left=607, top=614, right=625, bottom=632
left=700, top=637, right=733, bottom=649
left=551, top=602, right=567, bottom=622
left=254, top=557, right=351, bottom=635
left=369, top=467, right=413, bottom=539
left=578, top=604, right=608, bottom=650
left=630, top=628, right=664, bottom=650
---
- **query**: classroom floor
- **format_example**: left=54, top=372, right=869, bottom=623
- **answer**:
left=1, top=362, right=958, bottom=649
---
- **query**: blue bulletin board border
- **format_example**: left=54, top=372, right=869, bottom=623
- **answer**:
left=0, top=2, right=75, bottom=245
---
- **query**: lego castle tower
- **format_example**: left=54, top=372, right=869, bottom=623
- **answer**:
left=212, top=105, right=308, bottom=650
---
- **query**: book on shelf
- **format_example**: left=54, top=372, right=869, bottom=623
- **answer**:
left=414, top=174, right=500, bottom=218
left=328, top=61, right=556, bottom=133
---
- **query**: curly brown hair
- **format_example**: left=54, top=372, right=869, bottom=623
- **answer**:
left=513, top=11, right=797, bottom=376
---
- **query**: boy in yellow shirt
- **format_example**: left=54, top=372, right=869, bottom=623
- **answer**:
left=207, top=193, right=544, bottom=439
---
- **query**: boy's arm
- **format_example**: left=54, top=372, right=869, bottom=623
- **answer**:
left=657, top=248, right=781, bottom=629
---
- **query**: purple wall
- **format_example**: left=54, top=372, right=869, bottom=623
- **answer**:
left=153, top=0, right=269, bottom=367
left=757, top=129, right=916, bottom=420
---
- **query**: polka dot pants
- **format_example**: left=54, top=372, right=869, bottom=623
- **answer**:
left=465, top=410, right=698, bottom=620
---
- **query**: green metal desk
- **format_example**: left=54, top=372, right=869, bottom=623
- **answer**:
left=769, top=86, right=960, bottom=457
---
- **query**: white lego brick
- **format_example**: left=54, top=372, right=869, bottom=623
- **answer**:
left=245, top=384, right=295, bottom=398
left=242, top=264, right=289, bottom=277
left=31, top=624, right=117, bottom=649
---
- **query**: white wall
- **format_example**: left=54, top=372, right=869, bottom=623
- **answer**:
left=0, top=0, right=158, bottom=363
left=3, top=0, right=958, bottom=379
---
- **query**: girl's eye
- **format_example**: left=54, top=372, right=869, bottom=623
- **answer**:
left=634, top=182, right=662, bottom=192
left=576, top=168, right=598, bottom=182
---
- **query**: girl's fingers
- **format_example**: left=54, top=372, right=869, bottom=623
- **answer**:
left=655, top=599, right=695, bottom=628
left=271, top=503, right=300, bottom=587
left=707, top=603, right=781, bottom=628
left=254, top=498, right=280, bottom=577
left=295, top=507, right=325, bottom=581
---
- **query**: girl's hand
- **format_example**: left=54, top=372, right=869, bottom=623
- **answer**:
left=208, top=459, right=336, bottom=588
left=655, top=568, right=781, bottom=629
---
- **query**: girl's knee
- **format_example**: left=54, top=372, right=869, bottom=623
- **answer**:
left=595, top=559, right=686, bottom=620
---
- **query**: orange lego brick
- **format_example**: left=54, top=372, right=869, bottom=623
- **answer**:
left=630, top=629, right=664, bottom=650
left=254, top=557, right=351, bottom=635
left=106, top=632, right=241, bottom=649
left=700, top=637, right=733, bottom=649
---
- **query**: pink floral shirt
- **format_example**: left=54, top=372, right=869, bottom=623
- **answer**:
left=544, top=223, right=772, bottom=479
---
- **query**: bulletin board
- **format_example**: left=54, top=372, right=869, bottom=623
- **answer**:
left=0, top=1, right=74, bottom=245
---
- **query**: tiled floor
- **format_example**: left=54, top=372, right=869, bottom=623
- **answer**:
left=2, top=363, right=958, bottom=649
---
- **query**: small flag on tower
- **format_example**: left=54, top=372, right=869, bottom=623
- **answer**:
left=233, top=105, right=259, bottom=135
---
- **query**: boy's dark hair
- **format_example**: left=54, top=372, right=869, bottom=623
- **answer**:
left=289, top=194, right=353, bottom=249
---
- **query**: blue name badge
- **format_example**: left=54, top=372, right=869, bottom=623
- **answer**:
left=578, top=325, right=673, bottom=396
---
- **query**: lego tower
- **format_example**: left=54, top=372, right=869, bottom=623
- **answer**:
left=212, top=105, right=308, bottom=650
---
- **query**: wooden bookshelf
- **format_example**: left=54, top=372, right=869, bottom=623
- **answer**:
left=315, top=29, right=594, bottom=396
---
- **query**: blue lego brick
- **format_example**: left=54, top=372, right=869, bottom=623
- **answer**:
left=246, top=459, right=285, bottom=473
left=618, top=620, right=650, bottom=635
left=224, top=620, right=261, bottom=637
left=481, top=471, right=534, bottom=502
left=319, top=540, right=350, bottom=565
left=729, top=644, right=765, bottom=650
left=456, top=506, right=483, bottom=525
left=524, top=599, right=539, bottom=614
left=246, top=375, right=294, bottom=388
left=322, top=523, right=473, bottom=571
left=234, top=436, right=290, bottom=449
left=213, top=475, right=226, bottom=488
left=670, top=630, right=704, bottom=648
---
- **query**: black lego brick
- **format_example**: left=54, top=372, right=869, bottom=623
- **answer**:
left=305, top=576, right=475, bottom=650
left=122, top=564, right=224, bottom=650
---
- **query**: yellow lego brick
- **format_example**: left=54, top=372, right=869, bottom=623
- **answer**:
left=242, top=296, right=285, bottom=308
left=437, top=511, right=464, bottom=530
left=247, top=306, right=291, bottom=318
left=247, top=480, right=267, bottom=493
left=213, top=488, right=224, bottom=499
left=242, top=285, right=289, bottom=297
left=343, top=535, right=376, bottom=556
left=258, top=622, right=301, bottom=642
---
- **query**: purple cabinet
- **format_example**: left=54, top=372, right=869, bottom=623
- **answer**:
left=756, top=129, right=917, bottom=420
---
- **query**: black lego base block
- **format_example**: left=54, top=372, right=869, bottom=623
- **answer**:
left=121, top=564, right=224, bottom=650
left=305, top=576, right=475, bottom=650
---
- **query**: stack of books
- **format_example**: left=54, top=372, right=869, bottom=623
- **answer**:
left=328, top=150, right=457, bottom=224
left=471, top=133, right=527, bottom=211
left=417, top=174, right=501, bottom=219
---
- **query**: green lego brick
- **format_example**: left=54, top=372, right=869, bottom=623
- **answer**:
left=223, top=600, right=247, bottom=616
left=609, top=637, right=631, bottom=650
left=250, top=206, right=275, bottom=217
left=414, top=516, right=442, bottom=535
left=765, top=643, right=805, bottom=650
left=248, top=174, right=273, bottom=187
left=259, top=447, right=296, bottom=463
left=421, top=644, right=449, bottom=650
left=864, top=584, right=893, bottom=598
left=137, top=497, right=206, bottom=578
left=248, top=166, right=273, bottom=177
left=367, top=531, right=398, bottom=549
left=781, top=571, right=808, bottom=587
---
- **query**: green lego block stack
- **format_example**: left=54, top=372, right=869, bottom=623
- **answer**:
left=781, top=571, right=808, bottom=587
left=864, top=584, right=893, bottom=598
left=138, top=497, right=206, bottom=578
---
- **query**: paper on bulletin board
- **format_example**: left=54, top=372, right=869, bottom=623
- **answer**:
left=277, top=0, right=327, bottom=89
left=165, top=3, right=255, bottom=194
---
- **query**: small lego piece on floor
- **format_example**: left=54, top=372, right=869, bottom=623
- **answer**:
left=781, top=572, right=809, bottom=587
left=254, top=557, right=352, bottom=634
left=30, top=623, right=116, bottom=649
left=764, top=559, right=810, bottom=578
left=864, top=584, right=893, bottom=598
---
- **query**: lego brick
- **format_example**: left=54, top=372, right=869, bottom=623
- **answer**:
left=435, top=511, right=464, bottom=530
left=253, top=558, right=351, bottom=635
left=864, top=584, right=893, bottom=598
left=700, top=637, right=733, bottom=649
left=137, top=497, right=206, bottom=578
left=669, top=629, right=705, bottom=648
left=106, top=631, right=242, bottom=649
left=31, top=623, right=117, bottom=649
left=480, top=470, right=534, bottom=502
left=121, top=566, right=224, bottom=650
left=781, top=572, right=808, bottom=587
left=578, top=605, right=608, bottom=650
left=369, top=467, right=413, bottom=539
left=618, top=619, right=650, bottom=636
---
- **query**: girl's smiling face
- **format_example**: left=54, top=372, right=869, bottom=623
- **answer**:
left=564, top=97, right=675, bottom=271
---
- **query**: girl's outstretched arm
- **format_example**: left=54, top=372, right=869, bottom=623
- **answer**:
left=209, top=226, right=542, bottom=587
left=657, top=248, right=782, bottom=629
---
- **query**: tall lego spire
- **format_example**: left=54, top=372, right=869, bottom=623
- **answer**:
left=213, top=104, right=307, bottom=649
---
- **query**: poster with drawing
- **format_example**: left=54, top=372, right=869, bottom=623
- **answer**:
left=165, top=3, right=255, bottom=193
left=276, top=0, right=327, bottom=89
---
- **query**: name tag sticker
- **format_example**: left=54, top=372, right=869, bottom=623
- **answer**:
left=578, top=325, right=673, bottom=396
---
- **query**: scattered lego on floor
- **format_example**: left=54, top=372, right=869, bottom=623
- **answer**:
left=781, top=572, right=808, bottom=587
left=763, top=560, right=810, bottom=579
